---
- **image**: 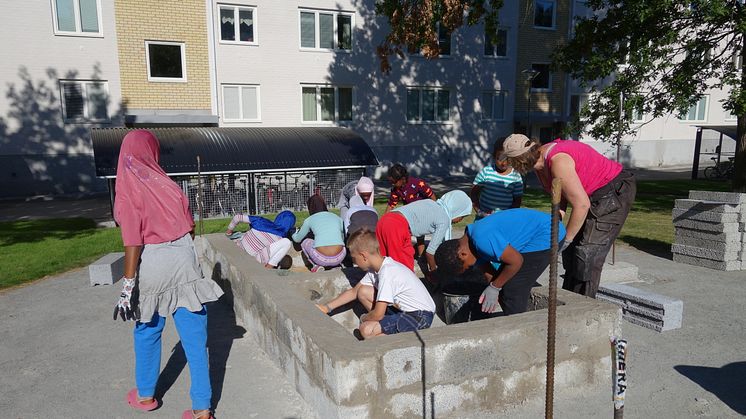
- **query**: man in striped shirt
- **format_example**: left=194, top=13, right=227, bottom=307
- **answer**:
left=471, top=138, right=523, bottom=219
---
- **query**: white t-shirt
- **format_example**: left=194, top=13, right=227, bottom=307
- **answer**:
left=363, top=257, right=435, bottom=312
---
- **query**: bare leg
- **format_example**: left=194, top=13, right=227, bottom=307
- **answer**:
left=356, top=285, right=376, bottom=312
left=359, top=320, right=384, bottom=339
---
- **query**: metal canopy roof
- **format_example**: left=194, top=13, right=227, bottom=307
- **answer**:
left=694, top=124, right=737, bottom=140
left=91, top=127, right=379, bottom=178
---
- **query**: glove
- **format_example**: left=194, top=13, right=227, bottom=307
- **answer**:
left=560, top=239, right=572, bottom=252
left=113, top=276, right=140, bottom=321
left=479, top=283, right=502, bottom=313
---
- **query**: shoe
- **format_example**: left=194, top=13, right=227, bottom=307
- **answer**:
left=182, top=409, right=214, bottom=419
left=126, top=388, right=159, bottom=411
left=310, top=265, right=325, bottom=273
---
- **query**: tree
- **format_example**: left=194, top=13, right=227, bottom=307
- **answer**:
left=553, top=0, right=746, bottom=191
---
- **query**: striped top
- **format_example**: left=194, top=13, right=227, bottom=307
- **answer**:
left=472, top=165, right=523, bottom=213
left=228, top=214, right=282, bottom=264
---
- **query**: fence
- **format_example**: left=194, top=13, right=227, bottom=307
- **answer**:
left=176, top=168, right=365, bottom=219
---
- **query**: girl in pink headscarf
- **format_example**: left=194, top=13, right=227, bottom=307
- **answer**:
left=337, top=176, right=375, bottom=220
left=113, top=129, right=223, bottom=419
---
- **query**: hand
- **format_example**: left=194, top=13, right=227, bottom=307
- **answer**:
left=479, top=283, right=501, bottom=313
left=225, top=229, right=233, bottom=236
left=113, top=276, right=140, bottom=321
left=360, top=312, right=369, bottom=323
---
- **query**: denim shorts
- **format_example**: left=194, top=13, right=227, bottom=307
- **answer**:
left=379, top=308, right=434, bottom=335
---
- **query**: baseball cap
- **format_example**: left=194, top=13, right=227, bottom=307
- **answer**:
left=501, top=134, right=535, bottom=158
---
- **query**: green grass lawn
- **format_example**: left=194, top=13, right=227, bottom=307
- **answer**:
left=0, top=179, right=732, bottom=290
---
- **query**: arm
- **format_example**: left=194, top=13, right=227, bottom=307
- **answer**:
left=322, top=282, right=361, bottom=312
left=385, top=190, right=400, bottom=213
left=470, top=185, right=482, bottom=211
left=123, top=245, right=142, bottom=279
left=488, top=245, right=523, bottom=288
left=361, top=300, right=389, bottom=322
left=291, top=217, right=311, bottom=243
left=550, top=154, right=590, bottom=242
left=226, top=214, right=250, bottom=235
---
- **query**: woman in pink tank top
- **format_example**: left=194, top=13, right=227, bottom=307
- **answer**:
left=502, top=134, right=636, bottom=298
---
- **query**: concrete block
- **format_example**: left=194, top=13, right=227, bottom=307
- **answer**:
left=596, top=284, right=683, bottom=332
left=674, top=199, right=740, bottom=213
left=671, top=244, right=739, bottom=262
left=688, top=191, right=746, bottom=205
left=672, top=208, right=740, bottom=224
left=671, top=219, right=740, bottom=233
left=672, top=253, right=744, bottom=271
left=88, top=252, right=125, bottom=286
left=673, top=235, right=743, bottom=253
left=673, top=227, right=742, bottom=243
left=599, top=261, right=639, bottom=284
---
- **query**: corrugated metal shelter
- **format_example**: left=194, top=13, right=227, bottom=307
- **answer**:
left=91, top=127, right=379, bottom=216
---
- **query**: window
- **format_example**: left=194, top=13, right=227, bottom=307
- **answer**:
left=145, top=41, right=186, bottom=82
left=679, top=96, right=708, bottom=121
left=569, top=94, right=588, bottom=118
left=627, top=95, right=645, bottom=122
left=725, top=110, right=736, bottom=121
left=222, top=85, right=260, bottom=121
left=484, top=27, right=507, bottom=57
left=480, top=91, right=507, bottom=120
left=531, top=64, right=552, bottom=91
left=219, top=5, right=256, bottom=44
left=301, top=86, right=353, bottom=122
left=437, top=23, right=451, bottom=56
left=299, top=9, right=353, bottom=51
left=406, top=87, right=451, bottom=123
left=52, top=0, right=102, bottom=36
left=59, top=80, right=109, bottom=122
left=534, top=0, right=556, bottom=29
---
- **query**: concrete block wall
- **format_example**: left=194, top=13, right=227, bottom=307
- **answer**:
left=198, top=234, right=622, bottom=418
left=671, top=192, right=746, bottom=271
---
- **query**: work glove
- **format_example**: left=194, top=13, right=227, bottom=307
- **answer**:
left=113, top=276, right=140, bottom=321
left=479, top=283, right=502, bottom=313
left=560, top=239, right=571, bottom=253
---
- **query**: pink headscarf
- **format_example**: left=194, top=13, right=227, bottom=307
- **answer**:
left=114, top=130, right=194, bottom=246
left=355, top=177, right=375, bottom=206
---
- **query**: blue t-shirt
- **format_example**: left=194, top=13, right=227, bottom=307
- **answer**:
left=466, top=208, right=566, bottom=265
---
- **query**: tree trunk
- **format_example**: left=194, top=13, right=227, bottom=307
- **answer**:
left=733, top=36, right=746, bottom=192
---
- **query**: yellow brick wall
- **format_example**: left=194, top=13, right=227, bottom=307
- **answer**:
left=515, top=0, right=570, bottom=116
left=114, top=0, right=211, bottom=109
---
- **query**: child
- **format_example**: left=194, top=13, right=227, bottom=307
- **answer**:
left=470, top=137, right=523, bottom=220
left=377, top=190, right=472, bottom=274
left=292, top=195, right=345, bottom=272
left=384, top=164, right=436, bottom=258
left=225, top=210, right=295, bottom=269
left=343, top=229, right=435, bottom=339
left=337, top=176, right=375, bottom=220
left=343, top=195, right=379, bottom=238
left=434, top=208, right=566, bottom=316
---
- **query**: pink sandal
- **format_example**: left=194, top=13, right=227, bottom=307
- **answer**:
left=182, top=409, right=214, bottom=419
left=126, top=388, right=159, bottom=411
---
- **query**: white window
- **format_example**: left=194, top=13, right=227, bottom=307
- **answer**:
left=222, top=85, right=260, bottom=122
left=301, top=85, right=353, bottom=122
left=406, top=87, right=451, bottom=123
left=531, top=63, right=552, bottom=91
left=484, top=27, right=507, bottom=57
left=59, top=80, right=109, bottom=122
left=51, top=0, right=102, bottom=36
left=218, top=5, right=257, bottom=44
left=627, top=95, right=645, bottom=122
left=299, top=9, right=353, bottom=51
left=480, top=91, right=507, bottom=120
left=534, top=0, right=556, bottom=29
left=679, top=96, right=709, bottom=122
left=145, top=41, right=187, bottom=82
left=569, top=94, right=588, bottom=118
left=725, top=110, right=736, bottom=121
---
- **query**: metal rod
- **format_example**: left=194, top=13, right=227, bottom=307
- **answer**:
left=197, top=155, right=204, bottom=237
left=545, top=178, right=562, bottom=419
left=611, top=337, right=628, bottom=419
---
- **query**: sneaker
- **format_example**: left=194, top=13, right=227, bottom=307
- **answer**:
left=310, top=265, right=326, bottom=273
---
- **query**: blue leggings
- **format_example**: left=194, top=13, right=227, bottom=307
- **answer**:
left=133, top=306, right=211, bottom=410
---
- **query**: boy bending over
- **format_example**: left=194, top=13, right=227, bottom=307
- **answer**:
left=334, top=228, right=435, bottom=339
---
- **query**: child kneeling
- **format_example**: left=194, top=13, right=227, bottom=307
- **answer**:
left=347, top=228, right=435, bottom=339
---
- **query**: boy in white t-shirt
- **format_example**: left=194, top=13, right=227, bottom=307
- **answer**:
left=344, top=229, right=435, bottom=339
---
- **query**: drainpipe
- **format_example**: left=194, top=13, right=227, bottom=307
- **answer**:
left=206, top=0, right=220, bottom=122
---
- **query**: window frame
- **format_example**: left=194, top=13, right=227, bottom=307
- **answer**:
left=217, top=4, right=258, bottom=46
left=483, top=26, right=508, bottom=59
left=724, top=110, right=736, bottom=122
left=530, top=63, right=553, bottom=92
left=300, top=85, right=354, bottom=124
left=533, top=0, right=557, bottom=30
left=406, top=86, right=452, bottom=124
left=59, top=79, right=110, bottom=123
left=145, top=41, right=187, bottom=83
left=50, top=0, right=103, bottom=37
left=221, top=84, right=261, bottom=123
left=480, top=90, right=508, bottom=121
left=569, top=93, right=589, bottom=118
left=298, top=8, right=354, bottom=52
left=678, top=95, right=709, bottom=122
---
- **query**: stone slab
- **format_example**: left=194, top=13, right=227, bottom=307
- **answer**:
left=671, top=244, right=739, bottom=262
left=688, top=191, right=746, bottom=205
left=596, top=283, right=683, bottom=332
left=671, top=208, right=740, bottom=224
left=671, top=219, right=740, bottom=233
left=672, top=253, right=744, bottom=271
left=673, top=227, right=743, bottom=243
left=674, top=199, right=741, bottom=213
left=88, top=252, right=124, bottom=286
left=672, top=236, right=743, bottom=254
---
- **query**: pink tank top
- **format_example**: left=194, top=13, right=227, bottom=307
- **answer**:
left=544, top=139, right=622, bottom=195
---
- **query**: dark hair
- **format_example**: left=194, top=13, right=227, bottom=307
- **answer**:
left=307, top=194, right=328, bottom=215
left=434, top=239, right=465, bottom=276
left=278, top=255, right=293, bottom=270
left=387, top=164, right=408, bottom=181
left=492, top=137, right=507, bottom=159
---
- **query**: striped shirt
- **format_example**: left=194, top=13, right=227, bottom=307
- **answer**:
left=472, top=165, right=523, bottom=213
left=228, top=214, right=282, bottom=264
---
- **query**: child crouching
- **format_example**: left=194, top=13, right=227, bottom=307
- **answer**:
left=346, top=229, right=435, bottom=339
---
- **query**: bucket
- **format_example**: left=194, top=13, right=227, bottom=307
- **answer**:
left=442, top=292, right=480, bottom=324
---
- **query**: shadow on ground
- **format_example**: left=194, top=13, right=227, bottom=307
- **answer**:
left=674, top=362, right=746, bottom=415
